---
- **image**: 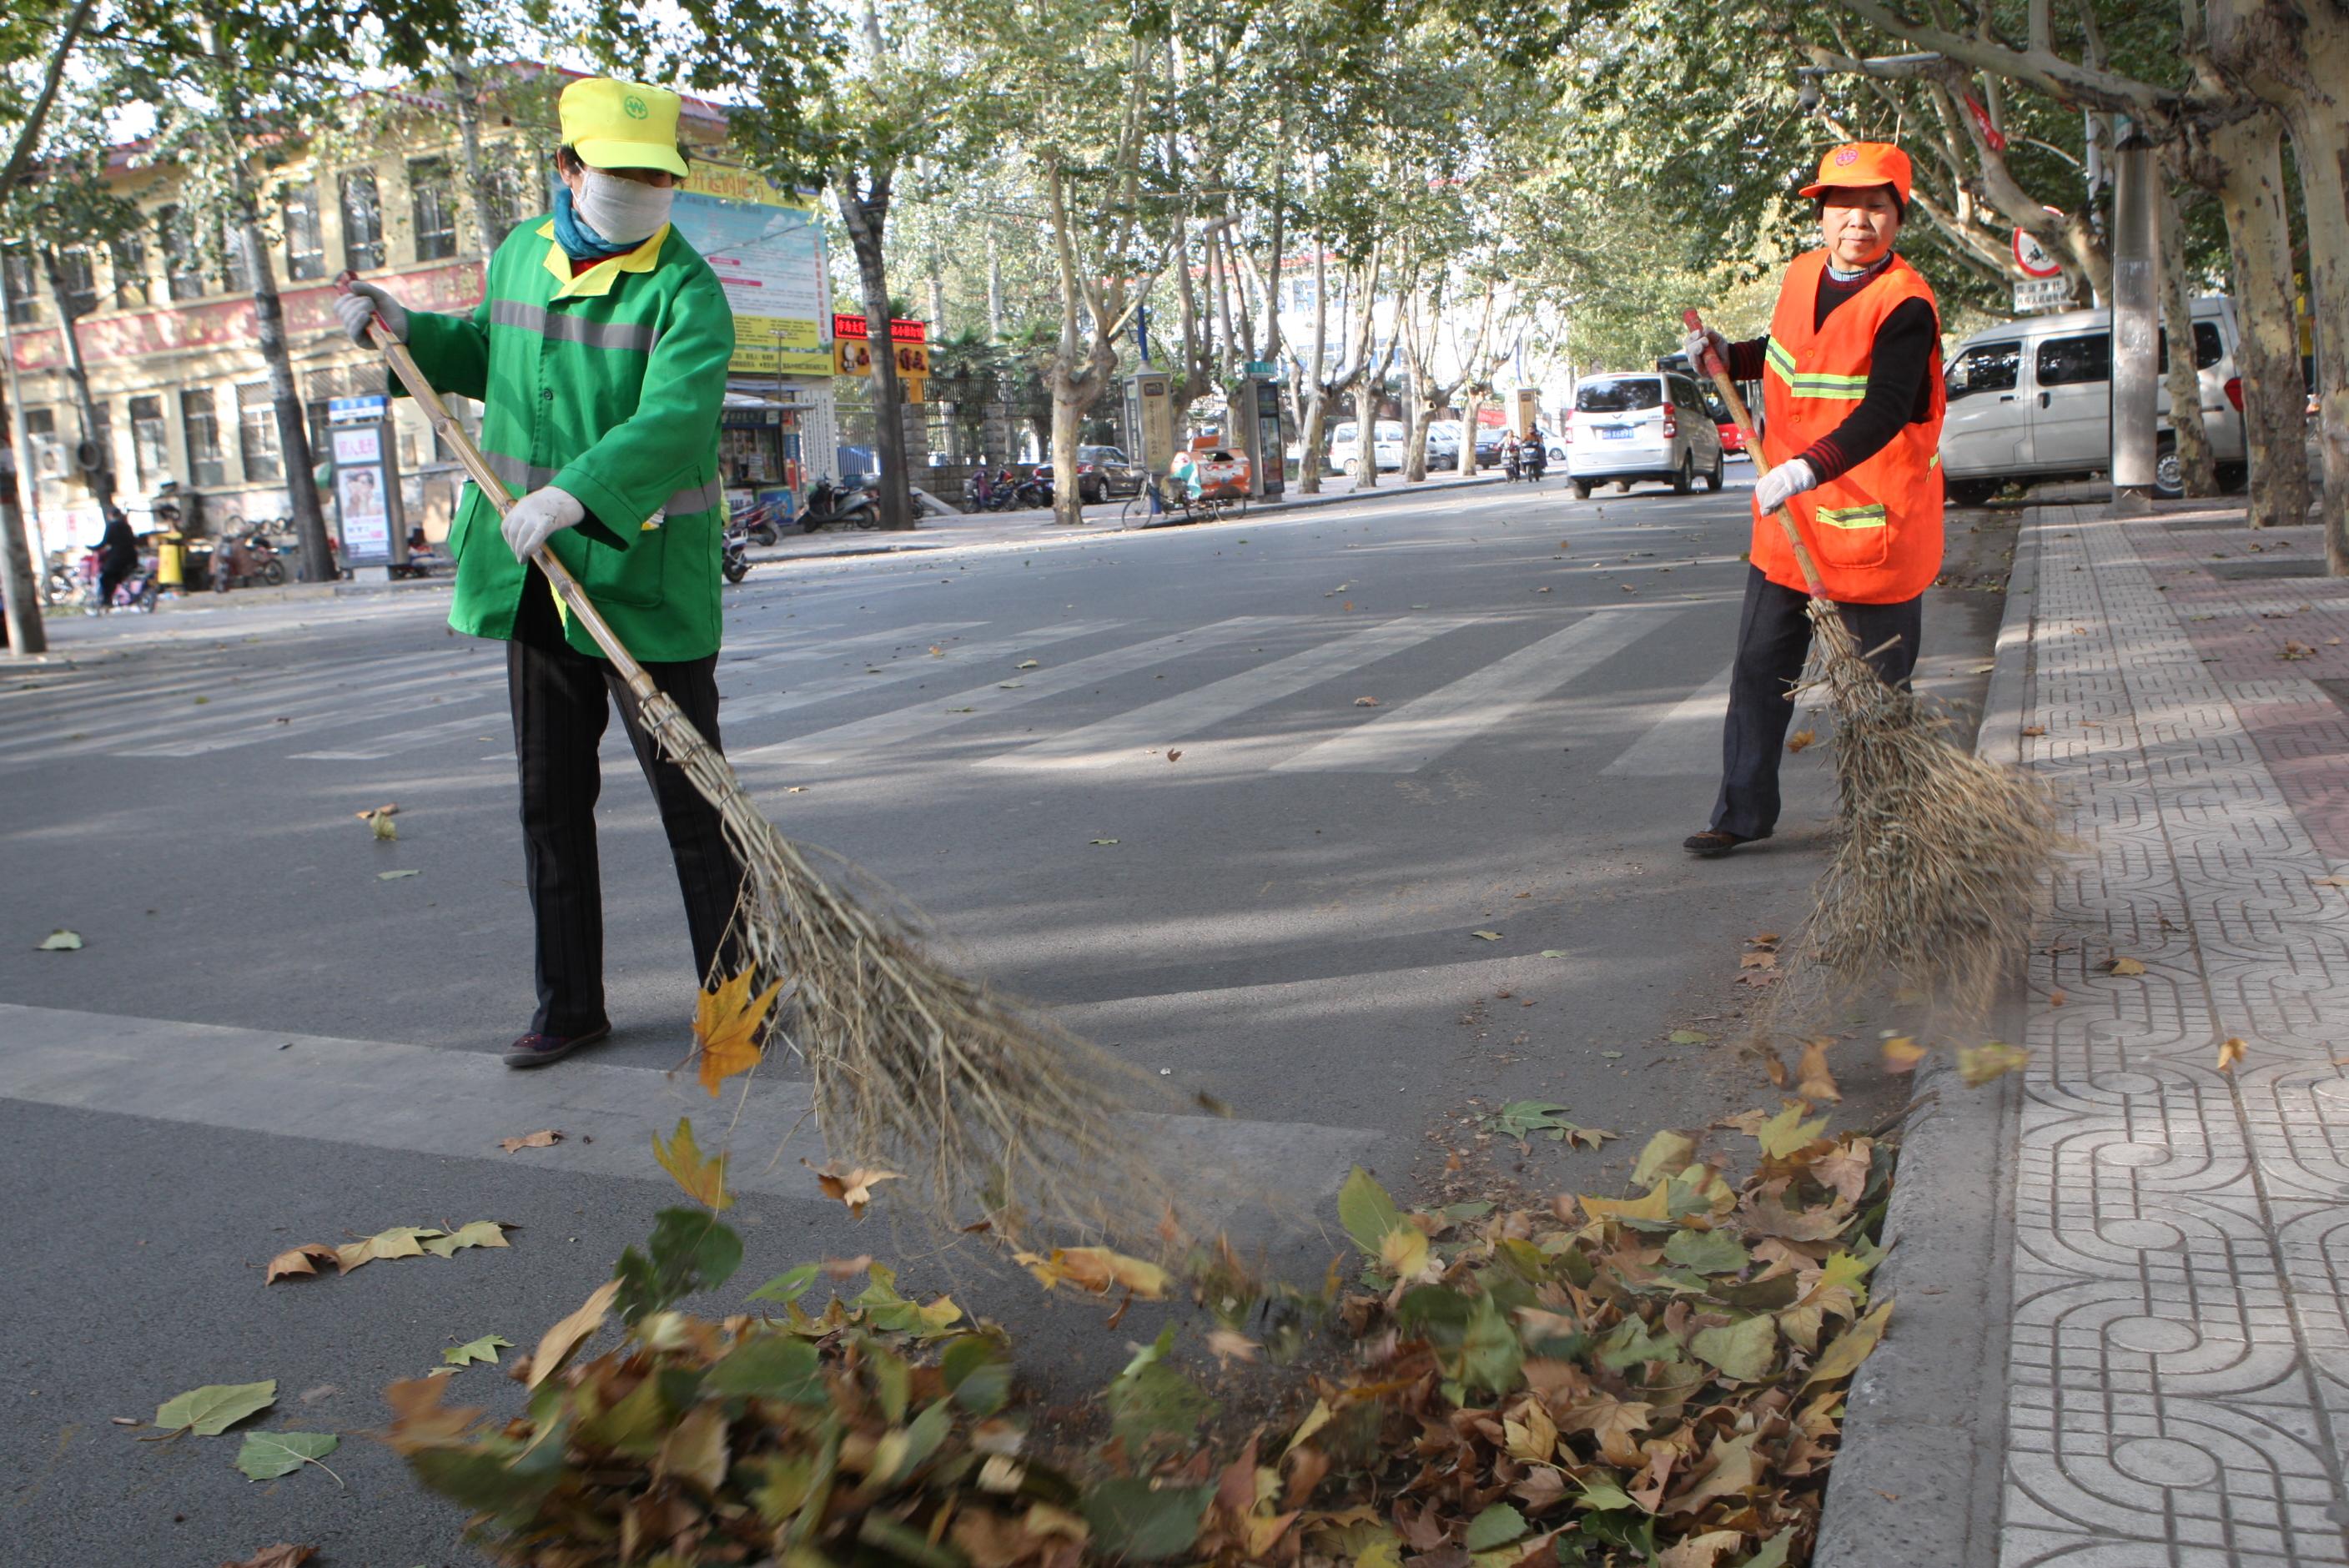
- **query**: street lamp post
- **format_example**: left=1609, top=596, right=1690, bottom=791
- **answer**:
left=2107, top=126, right=2160, bottom=513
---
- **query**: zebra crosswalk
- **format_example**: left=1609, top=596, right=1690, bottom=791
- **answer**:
left=0, top=606, right=1762, bottom=782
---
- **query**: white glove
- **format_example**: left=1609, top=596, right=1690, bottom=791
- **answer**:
left=1682, top=325, right=1728, bottom=373
left=1753, top=458, right=1818, bottom=516
left=334, top=280, right=410, bottom=345
left=502, top=485, right=586, bottom=562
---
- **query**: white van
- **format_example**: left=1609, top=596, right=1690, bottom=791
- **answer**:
left=1328, top=420, right=1407, bottom=475
left=1939, top=295, right=2247, bottom=504
left=1562, top=372, right=1727, bottom=498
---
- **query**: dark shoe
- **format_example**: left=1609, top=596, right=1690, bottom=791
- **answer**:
left=1683, top=829, right=1758, bottom=858
left=503, top=1024, right=611, bottom=1068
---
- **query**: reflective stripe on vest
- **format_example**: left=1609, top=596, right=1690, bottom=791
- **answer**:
left=488, top=298, right=660, bottom=352
left=479, top=449, right=720, bottom=524
left=1764, top=338, right=1870, bottom=400
left=1813, top=503, right=1889, bottom=530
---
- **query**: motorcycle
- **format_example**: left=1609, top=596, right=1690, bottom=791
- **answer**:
left=722, top=515, right=753, bottom=584
left=1518, top=435, right=1547, bottom=482
left=1016, top=466, right=1054, bottom=510
left=799, top=475, right=881, bottom=532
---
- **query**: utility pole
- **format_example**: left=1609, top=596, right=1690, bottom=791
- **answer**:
left=2107, top=124, right=2159, bottom=514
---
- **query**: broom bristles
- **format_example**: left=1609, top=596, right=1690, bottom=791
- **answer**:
left=1777, top=599, right=2060, bottom=1023
left=636, top=692, right=1166, bottom=1239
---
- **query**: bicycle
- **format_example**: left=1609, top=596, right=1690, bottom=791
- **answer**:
left=1119, top=476, right=1249, bottom=528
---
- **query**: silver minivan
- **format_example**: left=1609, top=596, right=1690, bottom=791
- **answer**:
left=1939, top=295, right=2247, bottom=504
left=1563, top=372, right=1727, bottom=499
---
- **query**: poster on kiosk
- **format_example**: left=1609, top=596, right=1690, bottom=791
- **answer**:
left=329, top=395, right=406, bottom=576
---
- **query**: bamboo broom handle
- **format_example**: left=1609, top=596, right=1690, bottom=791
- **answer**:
left=1683, top=307, right=1831, bottom=601
left=334, top=273, right=664, bottom=711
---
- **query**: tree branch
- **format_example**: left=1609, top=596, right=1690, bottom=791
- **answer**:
left=2, top=0, right=102, bottom=193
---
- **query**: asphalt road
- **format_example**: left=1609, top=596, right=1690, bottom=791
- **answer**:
left=0, top=470, right=2014, bottom=1566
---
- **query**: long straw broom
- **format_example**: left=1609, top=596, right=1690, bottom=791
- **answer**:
left=1683, top=308, right=2055, bottom=1019
left=344, top=279, right=1151, bottom=1232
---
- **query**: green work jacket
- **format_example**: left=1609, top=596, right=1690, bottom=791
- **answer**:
left=402, top=214, right=734, bottom=662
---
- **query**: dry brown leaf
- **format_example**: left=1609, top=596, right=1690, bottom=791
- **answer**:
left=2099, top=956, right=2148, bottom=977
left=819, top=1254, right=875, bottom=1279
left=1205, top=1329, right=1261, bottom=1365
left=694, top=967, right=782, bottom=1097
left=1880, top=1036, right=1927, bottom=1074
left=382, top=1375, right=483, bottom=1450
left=2020, top=724, right=2046, bottom=737
left=1020, top=1244, right=1171, bottom=1299
left=2216, top=1037, right=2248, bottom=1073
left=499, top=1128, right=562, bottom=1155
left=1166, top=749, right=1183, bottom=761
left=264, top=1244, right=340, bottom=1284
left=1796, top=1038, right=1840, bottom=1103
left=811, top=1163, right=903, bottom=1219
left=2048, top=988, right=2067, bottom=1008
left=526, top=1279, right=620, bottom=1390
left=1739, top=950, right=1778, bottom=970
left=1958, top=1042, right=2030, bottom=1087
left=1785, top=729, right=1816, bottom=754
left=654, top=1118, right=732, bottom=1211
left=219, top=1545, right=318, bottom=1568
left=1353, top=696, right=1380, bottom=707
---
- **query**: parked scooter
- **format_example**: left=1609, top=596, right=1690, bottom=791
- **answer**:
left=722, top=514, right=753, bottom=583
left=799, top=475, right=881, bottom=531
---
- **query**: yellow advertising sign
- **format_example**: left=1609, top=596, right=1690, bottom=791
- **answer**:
left=833, top=339, right=933, bottom=379
left=670, top=165, right=832, bottom=377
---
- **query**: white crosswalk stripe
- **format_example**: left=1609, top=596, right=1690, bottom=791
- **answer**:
left=1272, top=609, right=1679, bottom=774
left=980, top=616, right=1473, bottom=771
left=720, top=620, right=1122, bottom=726
left=741, top=616, right=1288, bottom=765
left=1601, top=664, right=1732, bottom=778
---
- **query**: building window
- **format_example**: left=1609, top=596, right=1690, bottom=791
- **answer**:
left=236, top=381, right=282, bottom=482
left=182, top=388, right=226, bottom=487
left=58, top=248, right=99, bottom=318
left=131, top=395, right=170, bottom=489
left=409, top=157, right=456, bottom=261
left=282, top=183, right=325, bottom=281
left=111, top=230, right=149, bottom=307
left=341, top=169, right=385, bottom=271
left=222, top=220, right=254, bottom=294
left=161, top=206, right=207, bottom=300
left=483, top=162, right=530, bottom=249
left=1, top=244, right=37, bottom=325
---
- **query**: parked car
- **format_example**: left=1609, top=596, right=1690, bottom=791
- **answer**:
left=1472, top=424, right=1507, bottom=467
left=1328, top=419, right=1406, bottom=475
left=1072, top=445, right=1146, bottom=504
left=1939, top=294, right=2247, bottom=504
left=1425, top=420, right=1464, bottom=469
left=1562, top=372, right=1726, bottom=498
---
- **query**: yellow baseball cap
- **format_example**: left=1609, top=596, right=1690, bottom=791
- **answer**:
left=558, top=77, right=689, bottom=178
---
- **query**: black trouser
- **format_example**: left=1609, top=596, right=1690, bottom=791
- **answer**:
left=507, top=571, right=744, bottom=1037
left=98, top=555, right=133, bottom=607
left=1711, top=565, right=1920, bottom=842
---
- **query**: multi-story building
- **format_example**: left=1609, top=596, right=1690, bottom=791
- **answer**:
left=1, top=64, right=839, bottom=561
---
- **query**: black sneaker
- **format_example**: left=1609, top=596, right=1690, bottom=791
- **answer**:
left=1683, top=830, right=1757, bottom=858
left=502, top=1024, right=611, bottom=1068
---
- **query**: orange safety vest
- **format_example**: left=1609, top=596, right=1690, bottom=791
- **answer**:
left=1753, top=249, right=1947, bottom=605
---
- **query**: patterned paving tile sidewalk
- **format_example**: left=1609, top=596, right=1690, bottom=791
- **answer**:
left=2000, top=499, right=2349, bottom=1565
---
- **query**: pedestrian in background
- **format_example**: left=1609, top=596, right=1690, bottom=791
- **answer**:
left=1680, top=141, right=1947, bottom=858
left=334, top=75, right=742, bottom=1068
left=95, top=501, right=138, bottom=611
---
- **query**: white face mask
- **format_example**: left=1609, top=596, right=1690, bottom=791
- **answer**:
left=576, top=168, right=675, bottom=246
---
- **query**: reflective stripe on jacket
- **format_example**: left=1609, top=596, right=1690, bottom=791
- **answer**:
left=402, top=215, right=735, bottom=662
left=1753, top=249, right=1946, bottom=606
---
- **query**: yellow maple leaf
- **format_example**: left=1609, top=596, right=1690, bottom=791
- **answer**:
left=694, top=968, right=782, bottom=1097
left=2216, top=1036, right=2247, bottom=1073
left=1379, top=1224, right=1431, bottom=1280
left=1785, top=729, right=1817, bottom=754
left=1880, top=1035, right=1927, bottom=1073
left=1796, top=1038, right=1840, bottom=1103
left=1023, top=1244, right=1172, bottom=1299
left=652, top=1116, right=732, bottom=1212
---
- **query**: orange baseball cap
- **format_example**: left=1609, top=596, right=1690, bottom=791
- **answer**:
left=1799, top=142, right=1912, bottom=205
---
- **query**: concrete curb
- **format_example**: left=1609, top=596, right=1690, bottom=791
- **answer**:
left=1811, top=510, right=2040, bottom=1566
left=752, top=472, right=1510, bottom=565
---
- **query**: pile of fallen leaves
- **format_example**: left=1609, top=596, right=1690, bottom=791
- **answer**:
left=389, top=1105, right=1893, bottom=1567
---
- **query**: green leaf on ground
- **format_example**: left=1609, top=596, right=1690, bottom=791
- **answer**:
left=377, top=869, right=421, bottom=881
left=1337, top=1166, right=1406, bottom=1256
left=1485, top=1101, right=1607, bottom=1147
left=745, top=1264, right=820, bottom=1304
left=441, top=1335, right=511, bottom=1368
left=36, top=928, right=83, bottom=951
left=1663, top=1228, right=1752, bottom=1275
left=1105, top=1325, right=1217, bottom=1450
left=1083, top=1477, right=1214, bottom=1560
left=1463, top=1502, right=1527, bottom=1551
left=706, top=1335, right=826, bottom=1403
left=155, top=1380, right=276, bottom=1437
left=1691, top=1314, right=1777, bottom=1382
left=234, top=1430, right=339, bottom=1481
left=1669, top=1028, right=1708, bottom=1044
